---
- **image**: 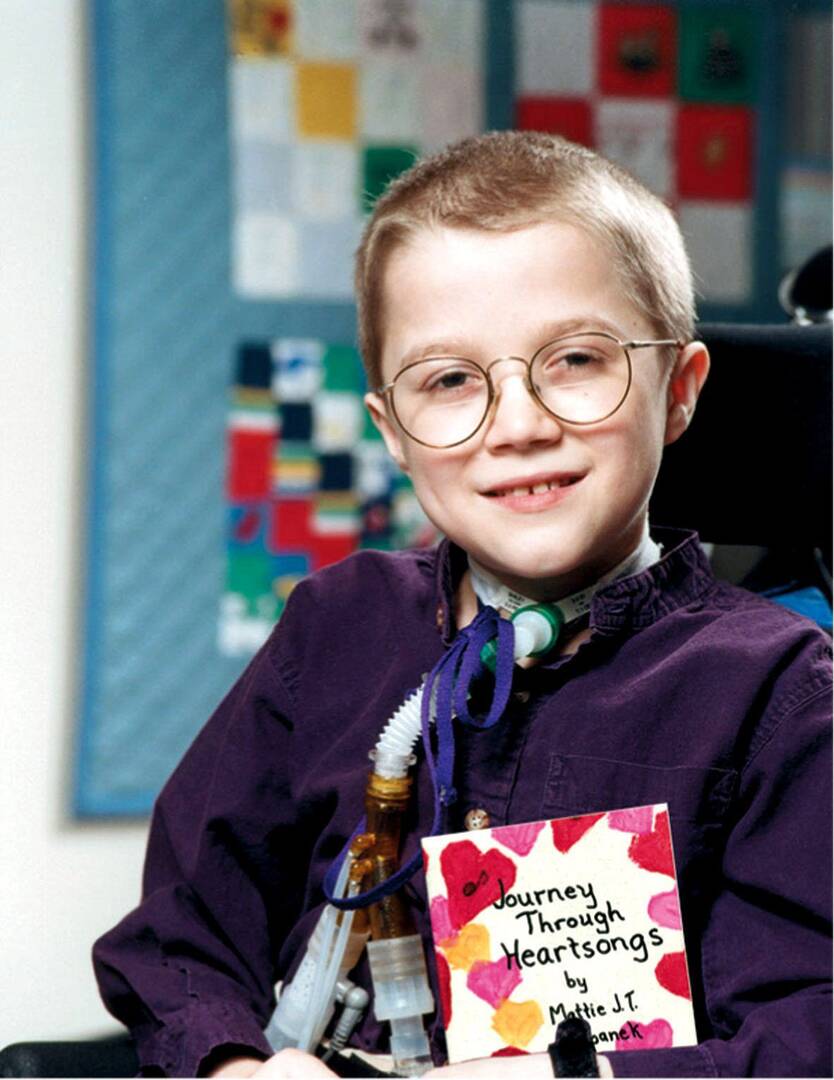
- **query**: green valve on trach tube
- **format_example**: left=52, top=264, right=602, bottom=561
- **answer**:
left=480, top=603, right=565, bottom=672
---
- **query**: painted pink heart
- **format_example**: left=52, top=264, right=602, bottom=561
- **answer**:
left=493, top=821, right=545, bottom=857
left=430, top=895, right=457, bottom=944
left=467, top=955, right=522, bottom=1007
left=616, top=1018, right=673, bottom=1052
left=550, top=813, right=604, bottom=853
left=608, top=806, right=654, bottom=834
left=628, top=810, right=675, bottom=877
left=441, top=840, right=517, bottom=929
left=648, top=888, right=682, bottom=929
left=655, top=951, right=692, bottom=999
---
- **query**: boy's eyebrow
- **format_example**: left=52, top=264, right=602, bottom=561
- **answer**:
left=396, top=316, right=630, bottom=369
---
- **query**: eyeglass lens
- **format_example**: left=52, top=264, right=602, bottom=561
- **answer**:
left=390, top=333, right=631, bottom=448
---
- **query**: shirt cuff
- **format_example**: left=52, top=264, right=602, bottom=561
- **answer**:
left=604, top=1044, right=717, bottom=1078
left=134, top=1000, right=273, bottom=1077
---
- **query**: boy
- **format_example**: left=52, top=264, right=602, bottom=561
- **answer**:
left=94, top=132, right=831, bottom=1078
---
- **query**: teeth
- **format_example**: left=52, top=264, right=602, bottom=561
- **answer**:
left=531, top=482, right=549, bottom=494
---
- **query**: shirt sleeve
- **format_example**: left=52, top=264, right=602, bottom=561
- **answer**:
left=607, top=663, right=832, bottom=1078
left=92, top=631, right=302, bottom=1077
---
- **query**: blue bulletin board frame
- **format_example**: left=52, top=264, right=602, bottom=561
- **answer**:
left=75, top=0, right=826, bottom=816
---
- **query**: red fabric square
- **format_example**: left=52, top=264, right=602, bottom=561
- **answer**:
left=270, top=498, right=313, bottom=550
left=598, top=4, right=676, bottom=97
left=677, top=105, right=754, bottom=200
left=311, top=534, right=357, bottom=571
left=227, top=429, right=275, bottom=500
left=515, top=97, right=593, bottom=147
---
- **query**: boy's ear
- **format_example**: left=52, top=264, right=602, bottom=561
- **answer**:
left=664, top=341, right=710, bottom=447
left=364, top=392, right=410, bottom=473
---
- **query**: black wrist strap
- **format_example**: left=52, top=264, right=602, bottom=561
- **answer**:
left=547, top=1018, right=599, bottom=1077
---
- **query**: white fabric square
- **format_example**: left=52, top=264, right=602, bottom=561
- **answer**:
left=233, top=214, right=298, bottom=298
left=678, top=202, right=752, bottom=304
left=228, top=58, right=293, bottom=143
left=420, top=64, right=483, bottom=151
left=233, top=141, right=293, bottom=215
left=292, top=142, right=359, bottom=221
left=360, top=59, right=422, bottom=141
left=596, top=99, right=675, bottom=200
left=271, top=339, right=324, bottom=402
left=313, top=391, right=365, bottom=451
left=517, top=0, right=595, bottom=96
left=419, top=0, right=484, bottom=64
left=298, top=217, right=365, bottom=299
left=294, top=0, right=360, bottom=60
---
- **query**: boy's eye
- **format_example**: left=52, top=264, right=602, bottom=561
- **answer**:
left=418, top=362, right=486, bottom=395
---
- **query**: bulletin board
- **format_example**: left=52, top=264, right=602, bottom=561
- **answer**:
left=76, top=0, right=831, bottom=816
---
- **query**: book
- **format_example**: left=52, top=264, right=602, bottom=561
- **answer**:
left=422, top=804, right=697, bottom=1062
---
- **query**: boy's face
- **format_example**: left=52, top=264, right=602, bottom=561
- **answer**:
left=365, top=223, right=708, bottom=599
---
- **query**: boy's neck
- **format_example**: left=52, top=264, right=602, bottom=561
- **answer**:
left=455, top=525, right=660, bottom=648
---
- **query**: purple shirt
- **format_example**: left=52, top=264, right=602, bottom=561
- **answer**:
left=93, top=529, right=832, bottom=1077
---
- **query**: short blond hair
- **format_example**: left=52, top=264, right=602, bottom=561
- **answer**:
left=355, top=131, right=694, bottom=388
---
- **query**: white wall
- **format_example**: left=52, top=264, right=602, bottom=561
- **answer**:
left=0, top=1, right=150, bottom=1046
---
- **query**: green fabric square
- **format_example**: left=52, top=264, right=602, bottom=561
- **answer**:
left=362, top=145, right=419, bottom=212
left=323, top=344, right=365, bottom=392
left=679, top=6, right=759, bottom=104
left=226, top=551, right=274, bottom=616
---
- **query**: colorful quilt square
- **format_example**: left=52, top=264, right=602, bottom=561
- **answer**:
left=516, top=97, right=593, bottom=146
left=229, top=58, right=293, bottom=142
left=678, top=201, right=752, bottom=303
left=362, top=144, right=419, bottom=211
left=279, top=402, right=313, bottom=441
left=295, top=61, right=358, bottom=139
left=236, top=342, right=273, bottom=388
left=323, top=344, right=365, bottom=393
left=227, top=427, right=276, bottom=500
left=361, top=495, right=392, bottom=537
left=315, top=490, right=361, bottom=534
left=359, top=0, right=422, bottom=56
left=677, top=104, right=753, bottom=200
left=517, top=0, right=595, bottom=96
left=319, top=451, right=354, bottom=490
left=270, top=553, right=311, bottom=603
left=310, top=533, right=359, bottom=571
left=355, top=439, right=392, bottom=499
left=678, top=5, right=759, bottom=105
left=228, top=0, right=293, bottom=57
left=272, top=338, right=324, bottom=401
left=228, top=501, right=270, bottom=550
left=598, top=3, right=677, bottom=98
left=313, top=390, right=364, bottom=452
left=270, top=497, right=314, bottom=549
left=226, top=550, right=274, bottom=614
left=274, top=440, right=319, bottom=495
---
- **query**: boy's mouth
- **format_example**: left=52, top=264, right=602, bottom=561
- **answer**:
left=483, top=473, right=584, bottom=498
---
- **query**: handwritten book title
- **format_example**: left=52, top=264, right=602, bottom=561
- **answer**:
left=422, top=805, right=697, bottom=1063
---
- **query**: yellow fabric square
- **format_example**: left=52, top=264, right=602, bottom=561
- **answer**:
left=296, top=62, right=357, bottom=139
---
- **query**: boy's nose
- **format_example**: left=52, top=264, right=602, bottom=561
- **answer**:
left=482, top=357, right=565, bottom=450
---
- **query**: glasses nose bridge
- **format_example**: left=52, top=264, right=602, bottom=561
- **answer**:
left=484, top=353, right=532, bottom=391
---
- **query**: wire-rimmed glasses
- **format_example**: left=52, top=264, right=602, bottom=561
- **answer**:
left=377, top=331, right=682, bottom=449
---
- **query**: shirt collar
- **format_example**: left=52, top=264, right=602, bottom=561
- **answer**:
left=433, top=527, right=716, bottom=647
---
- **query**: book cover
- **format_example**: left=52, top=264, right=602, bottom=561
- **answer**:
left=422, top=804, right=697, bottom=1062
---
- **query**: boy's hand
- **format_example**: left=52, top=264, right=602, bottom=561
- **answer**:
left=424, top=1052, right=613, bottom=1078
left=208, top=1049, right=338, bottom=1077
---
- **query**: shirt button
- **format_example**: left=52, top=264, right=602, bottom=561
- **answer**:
left=514, top=689, right=531, bottom=703
left=465, top=808, right=491, bottom=830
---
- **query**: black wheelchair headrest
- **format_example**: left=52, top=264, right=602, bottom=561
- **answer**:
left=651, top=323, right=832, bottom=551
